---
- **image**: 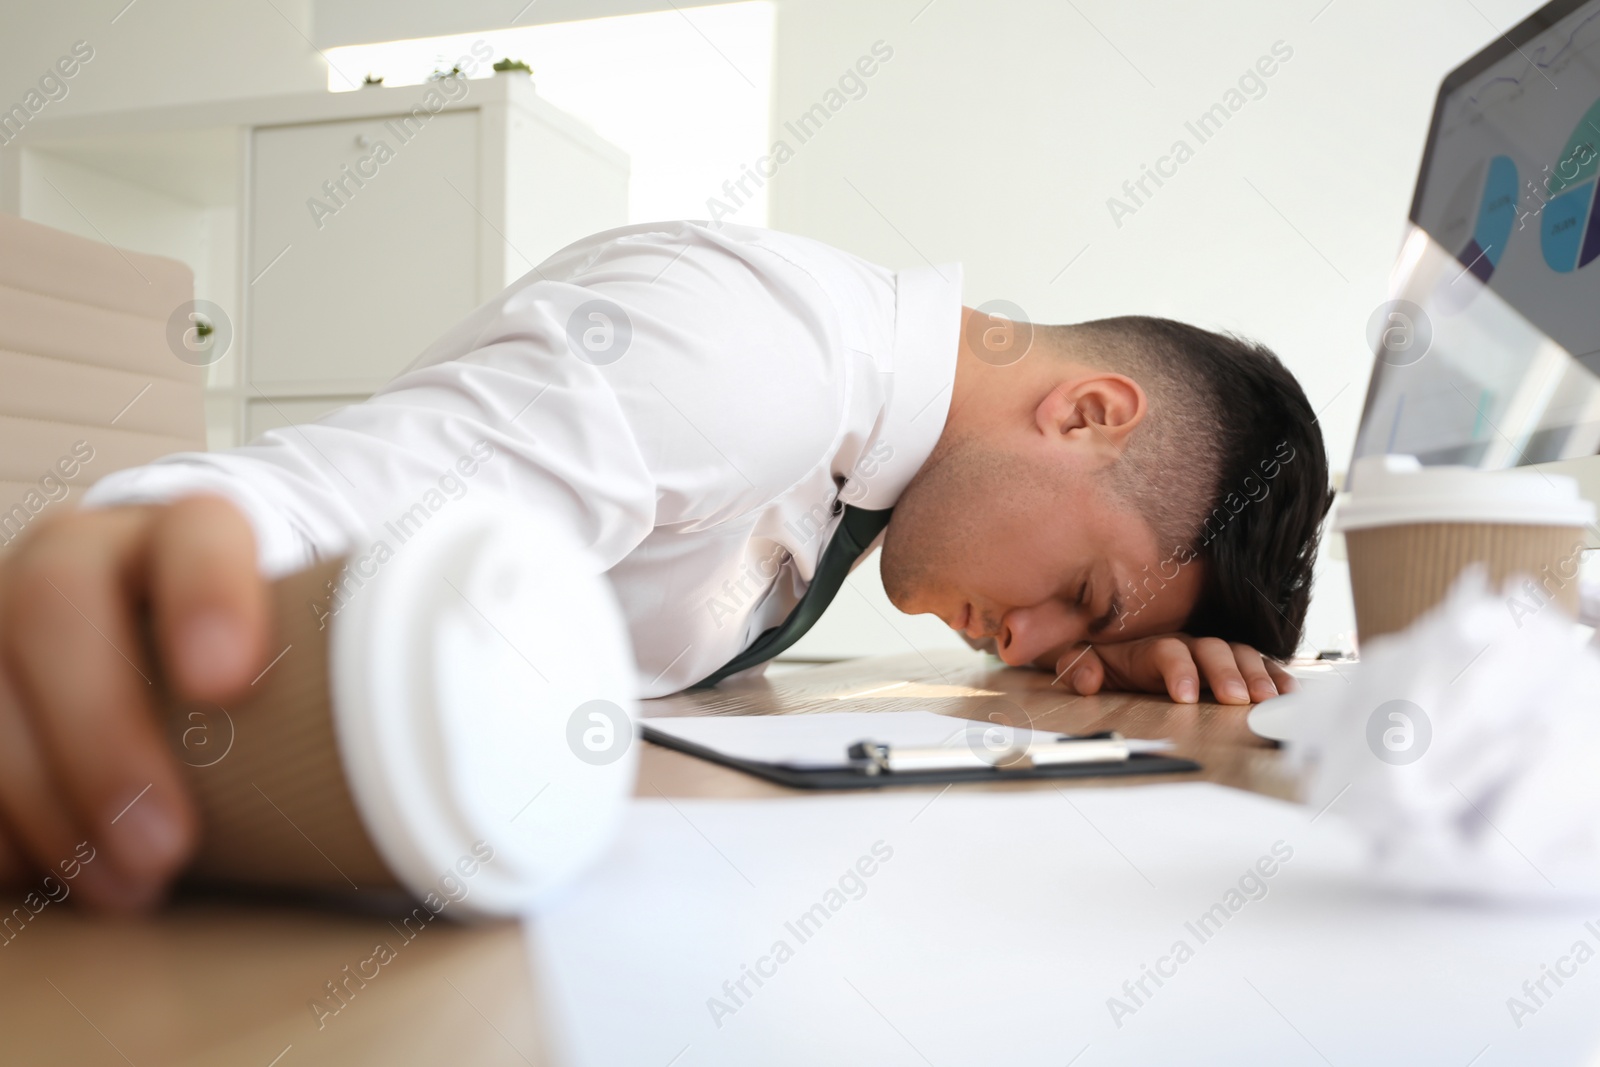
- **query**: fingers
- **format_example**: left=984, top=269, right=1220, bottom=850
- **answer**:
left=1266, top=660, right=1296, bottom=694
left=0, top=665, right=81, bottom=885
left=1, top=507, right=197, bottom=905
left=1230, top=642, right=1280, bottom=704
left=1054, top=645, right=1104, bottom=695
left=1145, top=637, right=1201, bottom=704
left=1051, top=631, right=1294, bottom=707
left=1189, top=637, right=1251, bottom=704
left=1074, top=636, right=1202, bottom=703
left=149, top=495, right=267, bottom=702
left=0, top=665, right=135, bottom=908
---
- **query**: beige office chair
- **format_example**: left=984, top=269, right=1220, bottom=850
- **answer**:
left=0, top=210, right=206, bottom=552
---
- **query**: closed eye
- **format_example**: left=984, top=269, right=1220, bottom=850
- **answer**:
left=1088, top=592, right=1121, bottom=636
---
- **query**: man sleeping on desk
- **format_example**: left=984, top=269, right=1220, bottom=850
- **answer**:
left=0, top=221, right=1331, bottom=910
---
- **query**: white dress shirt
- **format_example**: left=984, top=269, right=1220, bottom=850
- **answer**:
left=84, top=222, right=963, bottom=696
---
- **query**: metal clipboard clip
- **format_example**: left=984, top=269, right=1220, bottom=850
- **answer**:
left=845, top=731, right=1133, bottom=776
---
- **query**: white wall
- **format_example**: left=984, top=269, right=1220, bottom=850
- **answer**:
left=0, top=0, right=323, bottom=118
left=772, top=0, right=1546, bottom=660
left=20, top=152, right=213, bottom=278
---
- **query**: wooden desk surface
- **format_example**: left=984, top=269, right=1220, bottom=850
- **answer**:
left=0, top=650, right=1289, bottom=1066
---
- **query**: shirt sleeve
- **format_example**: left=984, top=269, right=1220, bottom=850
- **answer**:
left=82, top=290, right=661, bottom=581
left=81, top=222, right=845, bottom=580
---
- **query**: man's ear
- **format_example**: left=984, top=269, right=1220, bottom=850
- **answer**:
left=1035, top=373, right=1147, bottom=458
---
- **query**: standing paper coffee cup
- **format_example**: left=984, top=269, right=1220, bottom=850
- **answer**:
left=1337, top=455, right=1595, bottom=643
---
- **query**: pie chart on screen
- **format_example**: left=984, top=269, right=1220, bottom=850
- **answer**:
left=1451, top=154, right=1518, bottom=283
left=1541, top=96, right=1600, bottom=272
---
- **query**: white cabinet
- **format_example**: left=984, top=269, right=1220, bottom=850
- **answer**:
left=248, top=112, right=481, bottom=392
left=0, top=76, right=629, bottom=448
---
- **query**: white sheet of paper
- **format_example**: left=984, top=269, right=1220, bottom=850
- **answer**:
left=527, top=783, right=1600, bottom=1066
left=643, top=710, right=1169, bottom=769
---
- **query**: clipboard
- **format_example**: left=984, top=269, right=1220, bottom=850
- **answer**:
left=640, top=713, right=1200, bottom=790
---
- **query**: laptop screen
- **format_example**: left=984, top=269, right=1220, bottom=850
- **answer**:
left=1352, top=0, right=1600, bottom=471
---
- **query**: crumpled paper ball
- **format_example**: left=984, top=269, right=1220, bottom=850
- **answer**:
left=1292, top=568, right=1600, bottom=904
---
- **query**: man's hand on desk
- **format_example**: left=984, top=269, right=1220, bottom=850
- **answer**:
left=0, top=496, right=268, bottom=910
left=1046, top=634, right=1293, bottom=706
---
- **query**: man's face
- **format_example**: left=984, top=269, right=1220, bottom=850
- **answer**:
left=880, top=435, right=1203, bottom=668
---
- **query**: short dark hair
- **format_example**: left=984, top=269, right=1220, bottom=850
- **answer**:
left=1067, top=316, right=1333, bottom=659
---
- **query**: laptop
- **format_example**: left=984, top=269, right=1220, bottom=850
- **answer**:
left=1351, top=0, right=1600, bottom=477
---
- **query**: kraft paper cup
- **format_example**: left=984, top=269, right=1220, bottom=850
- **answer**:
left=161, top=496, right=639, bottom=917
left=1337, top=455, right=1595, bottom=643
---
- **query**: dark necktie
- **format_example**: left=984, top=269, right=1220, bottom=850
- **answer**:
left=693, top=505, right=894, bottom=688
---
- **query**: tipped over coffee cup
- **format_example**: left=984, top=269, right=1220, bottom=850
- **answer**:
left=158, top=496, right=640, bottom=917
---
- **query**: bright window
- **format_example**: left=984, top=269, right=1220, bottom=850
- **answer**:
left=324, top=2, right=774, bottom=226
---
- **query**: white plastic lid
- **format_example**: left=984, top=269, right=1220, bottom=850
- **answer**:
left=1335, top=454, right=1596, bottom=531
left=329, top=495, right=638, bottom=919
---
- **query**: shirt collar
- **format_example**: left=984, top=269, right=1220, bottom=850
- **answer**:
left=851, top=263, right=964, bottom=511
